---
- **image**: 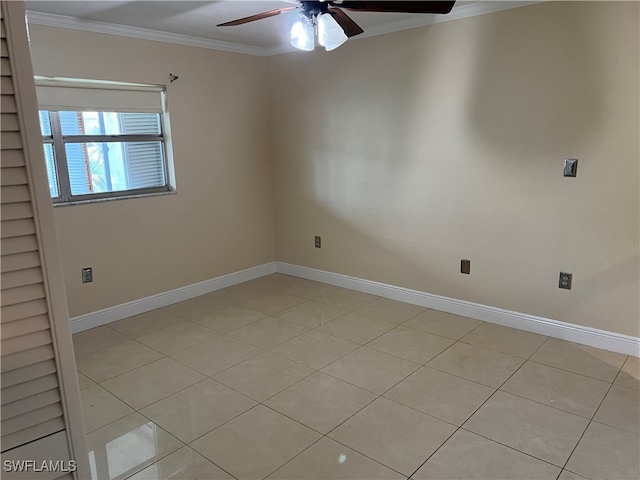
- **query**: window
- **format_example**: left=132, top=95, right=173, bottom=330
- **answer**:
left=35, top=78, right=174, bottom=203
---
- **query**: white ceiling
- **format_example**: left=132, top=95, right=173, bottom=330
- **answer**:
left=25, top=1, right=540, bottom=56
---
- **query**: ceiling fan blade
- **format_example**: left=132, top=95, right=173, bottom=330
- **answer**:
left=328, top=8, right=364, bottom=37
left=333, top=1, right=455, bottom=14
left=217, top=6, right=297, bottom=27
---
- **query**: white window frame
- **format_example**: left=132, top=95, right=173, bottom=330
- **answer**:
left=35, top=77, right=176, bottom=205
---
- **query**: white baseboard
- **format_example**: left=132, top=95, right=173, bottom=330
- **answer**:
left=276, top=262, right=640, bottom=357
left=70, top=259, right=639, bottom=356
left=69, top=262, right=277, bottom=333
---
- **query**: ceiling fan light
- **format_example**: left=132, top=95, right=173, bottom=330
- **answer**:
left=317, top=13, right=347, bottom=51
left=290, top=13, right=315, bottom=51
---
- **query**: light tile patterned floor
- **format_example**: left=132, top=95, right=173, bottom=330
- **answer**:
left=74, top=274, right=640, bottom=480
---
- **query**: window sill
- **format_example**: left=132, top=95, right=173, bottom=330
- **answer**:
left=53, top=189, right=176, bottom=207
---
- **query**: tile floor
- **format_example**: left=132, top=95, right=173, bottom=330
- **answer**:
left=74, top=274, right=640, bottom=480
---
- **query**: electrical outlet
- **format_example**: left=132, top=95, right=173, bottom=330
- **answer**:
left=461, top=259, right=471, bottom=274
left=559, top=272, right=572, bottom=290
left=315, top=236, right=321, bottom=248
left=564, top=158, right=578, bottom=177
left=82, top=267, right=93, bottom=284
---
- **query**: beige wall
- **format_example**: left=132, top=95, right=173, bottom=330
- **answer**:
left=28, top=25, right=276, bottom=317
left=27, top=2, right=639, bottom=337
left=268, top=2, right=640, bottom=336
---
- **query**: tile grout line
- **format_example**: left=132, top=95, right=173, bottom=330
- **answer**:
left=165, top=329, right=334, bottom=446
left=556, top=355, right=630, bottom=476
left=456, top=426, right=569, bottom=474
left=411, top=322, right=549, bottom=476
left=301, top=308, right=488, bottom=397
left=525, top=357, right=624, bottom=384
left=258, top=433, right=327, bottom=479
left=406, top=330, right=554, bottom=478
left=111, top=412, right=187, bottom=480
left=301, top=326, right=487, bottom=479
left=89, top=331, right=268, bottom=431
left=493, top=338, right=618, bottom=420
left=132, top=331, right=218, bottom=358
left=470, top=335, right=581, bottom=462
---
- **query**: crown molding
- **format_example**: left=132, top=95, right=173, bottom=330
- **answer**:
left=25, top=10, right=269, bottom=57
left=28, top=1, right=544, bottom=58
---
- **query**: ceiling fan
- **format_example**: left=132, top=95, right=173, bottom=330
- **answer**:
left=218, top=1, right=456, bottom=51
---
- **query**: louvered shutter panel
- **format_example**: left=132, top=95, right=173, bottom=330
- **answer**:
left=119, top=113, right=165, bottom=189
left=0, top=4, right=78, bottom=478
left=1, top=12, right=65, bottom=455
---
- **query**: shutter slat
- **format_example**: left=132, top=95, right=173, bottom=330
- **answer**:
left=1, top=218, right=36, bottom=238
left=1, top=76, right=13, bottom=94
left=1, top=130, right=21, bottom=149
left=1, top=251, right=41, bottom=273
left=2, top=389, right=61, bottom=420
left=2, top=343, right=55, bottom=376
left=1, top=201, right=33, bottom=221
left=2, top=403, right=63, bottom=436
left=1, top=166, right=28, bottom=186
left=0, top=149, right=24, bottom=167
left=1, top=166, right=27, bottom=185
left=1, top=283, right=46, bottom=308
left=1, top=431, right=71, bottom=480
left=1, top=267, right=44, bottom=290
left=0, top=57, right=10, bottom=76
left=1, top=94, right=16, bottom=112
left=1, top=283, right=45, bottom=307
left=1, top=360, right=56, bottom=388
left=1, top=417, right=65, bottom=452
left=1, top=113, right=18, bottom=131
left=1, top=315, right=50, bottom=340
left=1, top=330, right=52, bottom=356
left=1, top=184, right=31, bottom=203
left=1, top=235, right=38, bottom=256
left=1, top=373, right=58, bottom=404
left=1, top=298, right=48, bottom=324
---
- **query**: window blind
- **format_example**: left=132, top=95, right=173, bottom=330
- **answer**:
left=34, top=77, right=164, bottom=113
left=120, top=113, right=166, bottom=188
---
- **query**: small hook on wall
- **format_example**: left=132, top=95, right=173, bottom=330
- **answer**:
left=169, top=73, right=179, bottom=83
